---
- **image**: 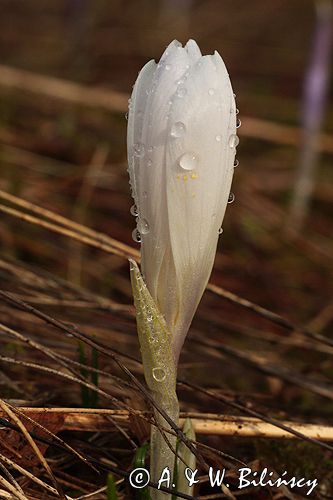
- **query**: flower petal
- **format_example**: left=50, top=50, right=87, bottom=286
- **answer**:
left=164, top=52, right=236, bottom=360
left=127, top=41, right=237, bottom=364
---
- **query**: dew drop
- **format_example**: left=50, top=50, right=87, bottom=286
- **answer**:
left=152, top=367, right=166, bottom=382
left=228, top=192, right=235, bottom=204
left=133, top=142, right=145, bottom=158
left=132, top=228, right=142, bottom=243
left=228, top=134, right=239, bottom=148
left=179, top=152, right=198, bottom=171
left=125, top=112, right=128, bottom=121
left=236, top=118, right=241, bottom=128
left=176, top=87, right=187, bottom=98
left=234, top=158, right=239, bottom=168
left=165, top=64, right=171, bottom=71
left=137, top=218, right=150, bottom=235
left=147, top=146, right=153, bottom=153
left=236, top=108, right=239, bottom=115
left=218, top=227, right=223, bottom=235
left=208, top=88, right=215, bottom=95
left=147, top=159, right=152, bottom=167
left=215, top=134, right=222, bottom=142
left=130, top=204, right=139, bottom=216
left=171, top=121, right=186, bottom=138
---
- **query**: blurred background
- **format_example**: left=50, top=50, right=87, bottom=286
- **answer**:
left=0, top=0, right=332, bottom=317
left=0, top=0, right=333, bottom=498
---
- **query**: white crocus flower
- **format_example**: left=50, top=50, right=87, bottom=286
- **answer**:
left=128, top=39, right=237, bottom=366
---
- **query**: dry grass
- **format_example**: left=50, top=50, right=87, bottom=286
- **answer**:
left=0, top=1, right=332, bottom=498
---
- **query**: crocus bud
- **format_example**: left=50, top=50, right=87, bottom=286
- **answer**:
left=127, top=39, right=237, bottom=365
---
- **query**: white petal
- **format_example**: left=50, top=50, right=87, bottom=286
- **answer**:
left=185, top=39, right=202, bottom=63
left=136, top=43, right=192, bottom=304
left=164, top=54, right=236, bottom=360
left=127, top=59, right=156, bottom=207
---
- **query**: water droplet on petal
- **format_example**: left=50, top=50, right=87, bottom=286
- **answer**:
left=236, top=118, right=241, bottom=128
left=179, top=152, right=198, bottom=171
left=215, top=134, right=222, bottom=142
left=229, top=134, right=239, bottom=148
left=233, top=93, right=236, bottom=98
left=147, top=159, right=152, bottom=167
left=236, top=108, right=239, bottom=115
left=152, top=367, right=166, bottom=382
left=208, top=88, right=215, bottom=95
left=228, top=192, right=235, bottom=204
left=218, top=227, right=223, bottom=235
left=132, top=228, right=141, bottom=243
left=137, top=218, right=150, bottom=235
left=147, top=146, right=153, bottom=154
left=171, top=121, right=186, bottom=138
left=176, top=87, right=187, bottom=98
left=130, top=204, right=139, bottom=216
left=165, top=64, right=171, bottom=71
left=133, top=142, right=145, bottom=158
left=234, top=158, right=239, bottom=168
left=125, top=112, right=128, bottom=121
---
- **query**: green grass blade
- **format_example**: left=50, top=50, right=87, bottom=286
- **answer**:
left=78, top=341, right=90, bottom=407
left=106, top=473, right=119, bottom=500
left=134, top=443, right=151, bottom=500
left=90, top=344, right=99, bottom=408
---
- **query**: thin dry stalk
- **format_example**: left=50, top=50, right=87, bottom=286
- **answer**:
left=0, top=400, right=64, bottom=499
left=0, top=64, right=128, bottom=113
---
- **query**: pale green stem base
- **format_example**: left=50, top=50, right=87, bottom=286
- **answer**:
left=129, top=260, right=179, bottom=500
left=150, top=391, right=179, bottom=499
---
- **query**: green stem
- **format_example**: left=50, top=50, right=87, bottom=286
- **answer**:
left=129, top=260, right=179, bottom=500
